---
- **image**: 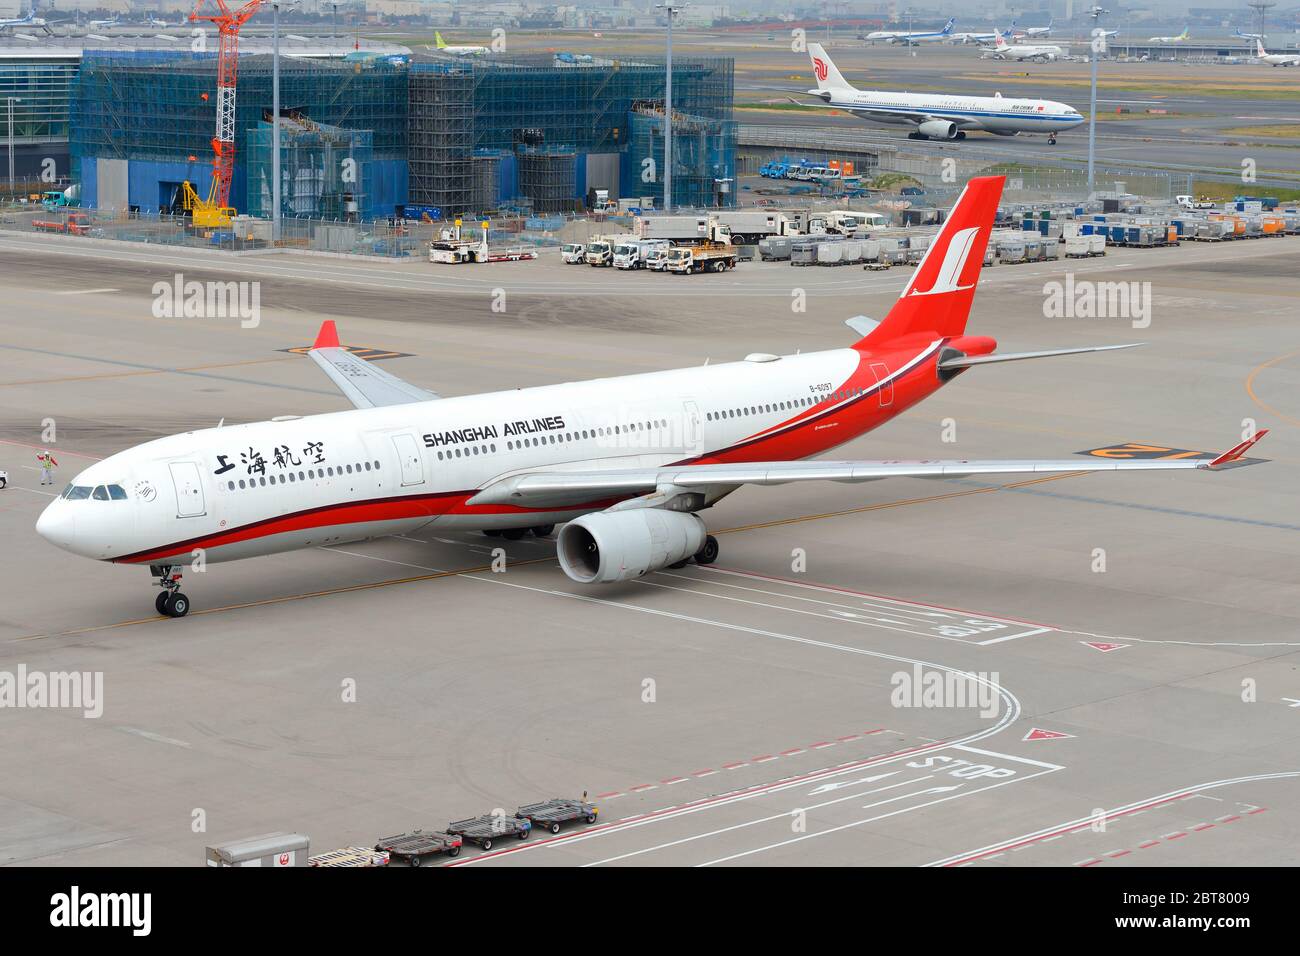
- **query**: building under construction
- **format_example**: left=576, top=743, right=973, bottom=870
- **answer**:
left=406, top=54, right=735, bottom=216
left=69, top=50, right=407, bottom=218
left=65, top=46, right=734, bottom=220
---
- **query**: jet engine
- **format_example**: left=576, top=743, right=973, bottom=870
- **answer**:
left=917, top=120, right=959, bottom=140
left=557, top=510, right=706, bottom=584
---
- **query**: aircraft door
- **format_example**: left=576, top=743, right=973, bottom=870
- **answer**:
left=169, top=461, right=207, bottom=517
left=870, top=362, right=894, bottom=407
left=682, top=400, right=703, bottom=455
left=391, top=433, right=425, bottom=487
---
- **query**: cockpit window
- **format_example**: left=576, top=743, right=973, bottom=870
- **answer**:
left=62, top=483, right=127, bottom=501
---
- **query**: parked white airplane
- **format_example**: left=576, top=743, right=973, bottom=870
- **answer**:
left=1255, top=38, right=1300, bottom=66
left=1149, top=27, right=1189, bottom=43
left=0, top=8, right=50, bottom=32
left=88, top=16, right=119, bottom=28
left=41, top=176, right=1262, bottom=619
left=149, top=17, right=168, bottom=28
left=433, top=30, right=488, bottom=56
left=866, top=16, right=955, bottom=44
left=951, top=24, right=1013, bottom=44
left=1023, top=17, right=1053, bottom=37
left=984, top=33, right=1067, bottom=61
left=805, top=44, right=1081, bottom=140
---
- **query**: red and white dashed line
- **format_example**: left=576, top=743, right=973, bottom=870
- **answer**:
left=587, top=728, right=889, bottom=800
left=1070, top=808, right=1269, bottom=866
left=927, top=770, right=1300, bottom=867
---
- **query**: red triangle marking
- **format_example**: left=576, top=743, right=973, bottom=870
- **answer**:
left=1023, top=727, right=1074, bottom=741
left=1082, top=641, right=1129, bottom=652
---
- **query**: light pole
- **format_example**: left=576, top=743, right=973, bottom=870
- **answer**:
left=656, top=1, right=683, bottom=212
left=1087, top=6, right=1108, bottom=196
left=6, top=96, right=20, bottom=189
left=271, top=0, right=298, bottom=239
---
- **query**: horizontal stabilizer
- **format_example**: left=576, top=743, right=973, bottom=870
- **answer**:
left=845, top=316, right=880, bottom=338
left=938, top=343, right=1143, bottom=369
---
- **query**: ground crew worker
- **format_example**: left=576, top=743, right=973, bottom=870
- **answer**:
left=36, top=449, right=58, bottom=486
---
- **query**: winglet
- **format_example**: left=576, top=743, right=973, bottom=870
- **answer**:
left=1207, top=429, right=1269, bottom=469
left=312, top=320, right=340, bottom=350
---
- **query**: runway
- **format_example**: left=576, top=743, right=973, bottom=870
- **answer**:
left=1, top=232, right=1297, bottom=866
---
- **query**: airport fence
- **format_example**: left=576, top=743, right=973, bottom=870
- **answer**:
left=0, top=202, right=591, bottom=258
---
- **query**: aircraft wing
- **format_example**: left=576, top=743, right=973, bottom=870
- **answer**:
left=791, top=98, right=938, bottom=126
left=307, top=321, right=440, bottom=408
left=467, top=432, right=1269, bottom=508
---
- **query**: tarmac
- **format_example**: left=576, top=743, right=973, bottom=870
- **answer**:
left=0, top=229, right=1297, bottom=866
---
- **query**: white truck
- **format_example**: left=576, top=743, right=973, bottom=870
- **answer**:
left=584, top=235, right=621, bottom=266
left=632, top=215, right=733, bottom=246
left=711, top=211, right=803, bottom=246
left=810, top=210, right=878, bottom=235
left=561, top=242, right=586, bottom=264
left=613, top=238, right=670, bottom=269
left=664, top=242, right=738, bottom=274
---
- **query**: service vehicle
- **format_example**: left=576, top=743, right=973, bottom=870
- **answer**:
left=585, top=236, right=618, bottom=266
left=309, top=846, right=390, bottom=867
left=713, top=210, right=802, bottom=246
left=374, top=829, right=463, bottom=866
left=613, top=238, right=670, bottom=269
left=665, top=242, right=738, bottom=274
left=446, top=814, right=532, bottom=851
left=632, top=215, right=733, bottom=245
left=516, top=798, right=600, bottom=834
left=561, top=242, right=586, bottom=264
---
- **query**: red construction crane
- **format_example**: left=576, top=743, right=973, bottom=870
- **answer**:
left=189, top=0, right=264, bottom=213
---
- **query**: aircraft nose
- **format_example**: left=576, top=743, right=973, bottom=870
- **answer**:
left=36, top=500, right=75, bottom=552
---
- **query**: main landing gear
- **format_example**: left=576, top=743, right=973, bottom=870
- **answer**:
left=151, top=565, right=190, bottom=618
left=1047, top=134, right=1058, bottom=145
left=669, top=534, right=720, bottom=569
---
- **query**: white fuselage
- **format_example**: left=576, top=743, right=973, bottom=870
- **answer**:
left=987, top=40, right=1066, bottom=61
left=37, top=346, right=919, bottom=567
left=817, top=87, right=1083, bottom=135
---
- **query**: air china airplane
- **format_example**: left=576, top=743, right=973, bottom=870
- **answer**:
left=804, top=43, right=1082, bottom=141
left=35, top=177, right=1268, bottom=618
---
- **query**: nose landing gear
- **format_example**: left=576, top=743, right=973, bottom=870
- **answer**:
left=151, top=565, right=191, bottom=618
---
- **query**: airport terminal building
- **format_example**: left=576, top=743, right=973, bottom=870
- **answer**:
left=3, top=36, right=736, bottom=219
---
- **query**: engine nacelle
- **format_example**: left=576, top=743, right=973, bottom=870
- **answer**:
left=917, top=120, right=959, bottom=140
left=557, top=509, right=706, bottom=584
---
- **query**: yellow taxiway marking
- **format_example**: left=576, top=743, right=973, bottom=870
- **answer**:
left=0, top=356, right=295, bottom=389
left=1245, top=347, right=1300, bottom=429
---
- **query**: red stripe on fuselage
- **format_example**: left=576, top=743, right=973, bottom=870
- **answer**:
left=116, top=343, right=949, bottom=564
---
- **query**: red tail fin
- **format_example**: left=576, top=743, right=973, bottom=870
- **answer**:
left=857, top=175, right=1005, bottom=347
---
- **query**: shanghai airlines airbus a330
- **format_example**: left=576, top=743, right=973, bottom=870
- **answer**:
left=36, top=177, right=1267, bottom=617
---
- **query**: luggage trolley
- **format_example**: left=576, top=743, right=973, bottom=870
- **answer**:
left=374, top=829, right=464, bottom=867
left=446, top=814, right=532, bottom=851
left=515, top=798, right=600, bottom=835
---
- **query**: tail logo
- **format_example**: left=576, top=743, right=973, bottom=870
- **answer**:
left=812, top=56, right=828, bottom=81
left=909, top=227, right=980, bottom=297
